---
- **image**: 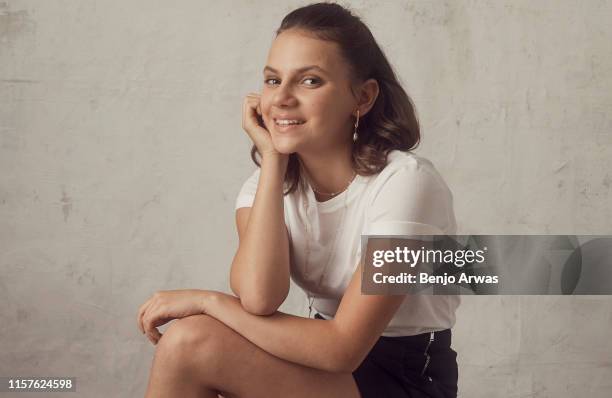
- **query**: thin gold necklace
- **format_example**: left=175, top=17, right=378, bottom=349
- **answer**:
left=308, top=171, right=357, bottom=198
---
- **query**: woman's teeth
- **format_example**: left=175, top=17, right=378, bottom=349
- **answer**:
left=275, top=119, right=305, bottom=126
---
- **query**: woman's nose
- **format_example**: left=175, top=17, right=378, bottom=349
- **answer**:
left=271, top=83, right=298, bottom=107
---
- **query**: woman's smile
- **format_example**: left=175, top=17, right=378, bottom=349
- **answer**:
left=274, top=119, right=307, bottom=132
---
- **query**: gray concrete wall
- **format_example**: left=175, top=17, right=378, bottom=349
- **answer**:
left=1, top=0, right=611, bottom=396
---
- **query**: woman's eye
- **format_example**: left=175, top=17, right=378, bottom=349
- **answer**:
left=263, top=77, right=321, bottom=86
left=303, top=77, right=320, bottom=86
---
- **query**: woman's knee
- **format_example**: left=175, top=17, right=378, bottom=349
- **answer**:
left=156, top=314, right=229, bottom=370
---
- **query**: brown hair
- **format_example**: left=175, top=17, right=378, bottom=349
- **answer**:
left=250, top=1, right=421, bottom=195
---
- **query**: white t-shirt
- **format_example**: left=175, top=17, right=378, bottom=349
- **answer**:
left=234, top=149, right=460, bottom=336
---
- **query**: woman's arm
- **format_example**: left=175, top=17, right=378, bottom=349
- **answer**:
left=230, top=153, right=291, bottom=315
left=204, top=262, right=406, bottom=373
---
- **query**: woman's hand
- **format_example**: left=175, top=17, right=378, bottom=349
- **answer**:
left=242, top=93, right=285, bottom=159
left=137, top=289, right=211, bottom=345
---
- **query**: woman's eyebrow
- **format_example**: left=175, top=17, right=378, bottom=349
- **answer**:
left=263, top=65, right=328, bottom=75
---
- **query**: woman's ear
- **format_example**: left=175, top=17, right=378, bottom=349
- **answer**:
left=356, top=78, right=379, bottom=117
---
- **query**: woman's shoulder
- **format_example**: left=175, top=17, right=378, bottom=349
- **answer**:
left=362, top=150, right=454, bottom=207
left=363, top=150, right=457, bottom=235
left=387, top=149, right=433, bottom=167
left=372, top=149, right=441, bottom=184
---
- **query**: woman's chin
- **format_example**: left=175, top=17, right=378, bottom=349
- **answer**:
left=272, top=146, right=298, bottom=155
left=271, top=138, right=302, bottom=155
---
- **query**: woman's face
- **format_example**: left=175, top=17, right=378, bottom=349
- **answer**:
left=260, top=29, right=358, bottom=155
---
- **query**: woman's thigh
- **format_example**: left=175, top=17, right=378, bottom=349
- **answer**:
left=158, top=314, right=361, bottom=398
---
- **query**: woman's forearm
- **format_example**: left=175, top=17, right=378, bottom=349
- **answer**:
left=230, top=154, right=291, bottom=314
left=202, top=291, right=354, bottom=373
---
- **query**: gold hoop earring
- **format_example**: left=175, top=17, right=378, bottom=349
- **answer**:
left=353, top=109, right=360, bottom=142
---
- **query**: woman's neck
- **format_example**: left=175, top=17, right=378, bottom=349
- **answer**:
left=298, top=146, right=355, bottom=201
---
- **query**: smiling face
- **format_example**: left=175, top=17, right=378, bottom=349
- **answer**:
left=259, top=29, right=358, bottom=155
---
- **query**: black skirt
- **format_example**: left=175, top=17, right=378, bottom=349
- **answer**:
left=314, top=313, right=458, bottom=398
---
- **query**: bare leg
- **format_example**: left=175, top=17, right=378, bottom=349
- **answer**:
left=144, top=329, right=220, bottom=398
left=144, top=314, right=361, bottom=398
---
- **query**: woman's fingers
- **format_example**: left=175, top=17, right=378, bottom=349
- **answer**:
left=142, top=302, right=159, bottom=344
left=243, top=95, right=262, bottom=130
left=247, top=93, right=262, bottom=115
left=137, top=299, right=151, bottom=334
left=137, top=296, right=162, bottom=344
left=143, top=303, right=169, bottom=345
left=139, top=291, right=192, bottom=345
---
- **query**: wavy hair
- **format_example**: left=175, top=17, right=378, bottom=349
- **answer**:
left=250, top=1, right=421, bottom=195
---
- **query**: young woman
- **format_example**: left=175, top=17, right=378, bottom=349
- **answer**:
left=137, top=3, right=459, bottom=397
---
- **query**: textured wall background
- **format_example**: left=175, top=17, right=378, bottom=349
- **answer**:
left=1, top=0, right=611, bottom=397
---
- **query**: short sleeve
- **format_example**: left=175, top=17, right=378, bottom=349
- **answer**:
left=363, top=165, right=456, bottom=236
left=235, top=168, right=261, bottom=210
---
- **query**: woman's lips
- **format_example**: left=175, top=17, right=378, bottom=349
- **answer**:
left=274, top=119, right=306, bottom=132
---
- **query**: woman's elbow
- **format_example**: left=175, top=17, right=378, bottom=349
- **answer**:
left=341, top=357, right=363, bottom=374
left=324, top=359, right=359, bottom=374
left=326, top=349, right=362, bottom=373
left=346, top=358, right=363, bottom=373
left=239, top=294, right=282, bottom=316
